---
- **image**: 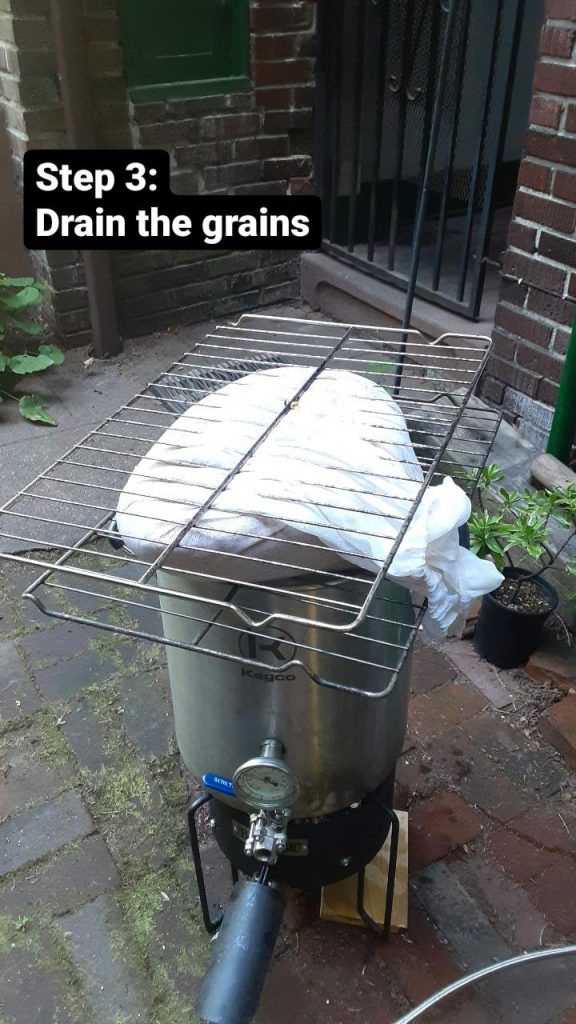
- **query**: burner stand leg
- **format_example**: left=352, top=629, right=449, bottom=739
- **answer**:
left=356, top=804, right=400, bottom=940
left=188, top=792, right=238, bottom=934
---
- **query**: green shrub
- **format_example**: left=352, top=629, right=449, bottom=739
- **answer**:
left=0, top=274, right=64, bottom=425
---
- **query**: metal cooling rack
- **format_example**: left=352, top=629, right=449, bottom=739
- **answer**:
left=0, top=314, right=500, bottom=696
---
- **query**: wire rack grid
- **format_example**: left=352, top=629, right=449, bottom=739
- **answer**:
left=0, top=314, right=500, bottom=697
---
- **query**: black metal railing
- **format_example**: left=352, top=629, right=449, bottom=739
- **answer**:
left=316, top=0, right=542, bottom=321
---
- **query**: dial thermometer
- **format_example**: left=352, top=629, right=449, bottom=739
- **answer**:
left=233, top=740, right=299, bottom=811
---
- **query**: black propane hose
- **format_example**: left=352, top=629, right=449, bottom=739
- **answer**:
left=196, top=878, right=286, bottom=1024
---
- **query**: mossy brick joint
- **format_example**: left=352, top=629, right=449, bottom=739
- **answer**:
left=0, top=0, right=315, bottom=344
left=480, top=0, right=576, bottom=448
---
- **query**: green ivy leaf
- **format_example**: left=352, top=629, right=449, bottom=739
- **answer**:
left=0, top=352, right=8, bottom=373
left=38, top=343, right=64, bottom=366
left=4, top=315, right=41, bottom=336
left=1, top=286, right=41, bottom=310
left=0, top=276, right=35, bottom=288
left=18, top=394, right=56, bottom=426
left=8, top=353, right=54, bottom=375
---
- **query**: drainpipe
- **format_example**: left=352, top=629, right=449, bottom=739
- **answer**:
left=546, top=313, right=576, bottom=465
left=49, top=0, right=122, bottom=358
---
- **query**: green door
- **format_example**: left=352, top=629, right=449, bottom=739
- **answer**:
left=120, top=0, right=250, bottom=102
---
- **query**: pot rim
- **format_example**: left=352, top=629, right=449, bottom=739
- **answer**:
left=485, top=567, right=559, bottom=617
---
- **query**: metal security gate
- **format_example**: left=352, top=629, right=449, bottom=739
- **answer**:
left=316, top=0, right=543, bottom=320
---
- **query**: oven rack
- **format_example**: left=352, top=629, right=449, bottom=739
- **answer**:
left=0, top=314, right=500, bottom=694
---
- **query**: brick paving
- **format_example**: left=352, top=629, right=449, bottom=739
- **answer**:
left=0, top=560, right=575, bottom=1024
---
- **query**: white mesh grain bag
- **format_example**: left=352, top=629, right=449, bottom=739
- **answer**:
left=116, top=366, right=502, bottom=635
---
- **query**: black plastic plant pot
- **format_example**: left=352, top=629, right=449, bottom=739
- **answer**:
left=474, top=567, right=559, bottom=669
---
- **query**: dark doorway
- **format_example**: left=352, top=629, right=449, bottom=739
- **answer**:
left=316, top=0, right=544, bottom=320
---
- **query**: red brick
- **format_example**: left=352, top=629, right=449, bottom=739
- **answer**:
left=530, top=96, right=562, bottom=130
left=539, top=377, right=561, bottom=404
left=510, top=805, right=576, bottom=857
left=262, top=155, right=311, bottom=180
left=540, top=694, right=576, bottom=769
left=554, top=1012, right=576, bottom=1024
left=486, top=825, right=563, bottom=884
left=539, top=230, right=576, bottom=267
left=541, top=25, right=575, bottom=58
left=534, top=61, right=576, bottom=98
left=515, top=190, right=576, bottom=233
left=499, top=276, right=528, bottom=308
left=570, top=272, right=576, bottom=298
left=531, top=856, right=576, bottom=936
left=250, top=4, right=314, bottom=33
left=234, top=135, right=289, bottom=161
left=409, top=792, right=483, bottom=871
left=527, top=287, right=575, bottom=325
left=517, top=342, right=564, bottom=380
left=481, top=376, right=505, bottom=405
left=504, top=249, right=567, bottom=294
left=526, top=129, right=576, bottom=170
left=517, top=159, right=551, bottom=192
left=255, top=86, right=293, bottom=109
left=289, top=175, right=314, bottom=195
left=495, top=304, right=552, bottom=347
left=252, top=32, right=311, bottom=62
left=292, top=83, right=312, bottom=104
left=552, top=327, right=571, bottom=355
left=411, top=639, right=457, bottom=696
left=491, top=330, right=517, bottom=361
left=567, top=104, right=576, bottom=133
left=507, top=220, right=537, bottom=252
left=451, top=854, right=551, bottom=950
left=407, top=682, right=485, bottom=742
left=253, top=58, right=313, bottom=88
left=375, top=904, right=459, bottom=1004
left=457, top=754, right=535, bottom=825
left=200, top=112, right=261, bottom=141
left=487, top=355, right=540, bottom=398
left=264, top=108, right=312, bottom=133
left=554, top=170, right=576, bottom=204
left=545, top=0, right=576, bottom=16
left=461, top=712, right=567, bottom=797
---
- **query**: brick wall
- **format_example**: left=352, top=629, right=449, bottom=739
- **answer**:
left=484, top=0, right=576, bottom=449
left=0, top=0, right=315, bottom=347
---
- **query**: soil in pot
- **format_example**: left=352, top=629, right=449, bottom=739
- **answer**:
left=474, top=568, right=558, bottom=669
left=491, top=577, right=552, bottom=615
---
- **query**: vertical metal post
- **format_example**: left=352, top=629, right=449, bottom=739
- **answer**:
left=346, top=0, right=367, bottom=253
left=327, top=2, right=344, bottom=242
left=432, top=0, right=470, bottom=293
left=388, top=0, right=414, bottom=272
left=456, top=0, right=504, bottom=305
left=50, top=0, right=122, bottom=358
left=367, top=0, right=391, bottom=263
left=394, top=0, right=459, bottom=395
left=468, top=0, right=525, bottom=319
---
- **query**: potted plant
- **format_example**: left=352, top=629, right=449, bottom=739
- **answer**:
left=468, top=465, right=576, bottom=669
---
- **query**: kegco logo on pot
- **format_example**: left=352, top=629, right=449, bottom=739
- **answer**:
left=239, top=627, right=297, bottom=681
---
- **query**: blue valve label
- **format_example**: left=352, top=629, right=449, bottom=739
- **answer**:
left=203, top=772, right=236, bottom=796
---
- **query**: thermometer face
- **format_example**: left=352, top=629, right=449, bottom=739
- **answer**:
left=233, top=758, right=299, bottom=810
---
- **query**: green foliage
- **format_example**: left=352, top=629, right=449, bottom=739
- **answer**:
left=468, top=462, right=576, bottom=579
left=468, top=509, right=512, bottom=572
left=0, top=275, right=44, bottom=341
left=477, top=463, right=505, bottom=492
left=0, top=273, right=63, bottom=426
